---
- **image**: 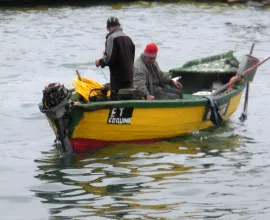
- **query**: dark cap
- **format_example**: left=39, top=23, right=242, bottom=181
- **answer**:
left=106, top=16, right=120, bottom=28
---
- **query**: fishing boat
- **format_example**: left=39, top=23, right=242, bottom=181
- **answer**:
left=39, top=48, right=269, bottom=156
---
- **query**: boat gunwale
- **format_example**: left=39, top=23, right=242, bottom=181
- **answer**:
left=71, top=83, right=246, bottom=110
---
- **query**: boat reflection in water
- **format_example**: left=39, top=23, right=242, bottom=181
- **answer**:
left=33, top=124, right=244, bottom=219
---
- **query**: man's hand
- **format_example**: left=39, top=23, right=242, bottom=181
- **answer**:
left=171, top=79, right=182, bottom=89
left=146, top=95, right=155, bottom=100
left=95, top=59, right=100, bottom=67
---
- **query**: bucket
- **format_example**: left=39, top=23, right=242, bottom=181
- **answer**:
left=237, top=55, right=259, bottom=82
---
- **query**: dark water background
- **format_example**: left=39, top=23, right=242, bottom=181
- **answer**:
left=0, top=2, right=270, bottom=219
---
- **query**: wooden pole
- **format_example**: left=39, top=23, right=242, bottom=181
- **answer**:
left=239, top=43, right=255, bottom=121
left=76, top=70, right=82, bottom=81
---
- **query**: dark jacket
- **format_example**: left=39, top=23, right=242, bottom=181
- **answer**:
left=133, top=54, right=171, bottom=96
left=99, top=27, right=135, bottom=83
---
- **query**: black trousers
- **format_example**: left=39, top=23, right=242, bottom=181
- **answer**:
left=154, top=85, right=183, bottom=100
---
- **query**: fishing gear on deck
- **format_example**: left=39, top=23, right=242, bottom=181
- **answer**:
left=71, top=70, right=111, bottom=102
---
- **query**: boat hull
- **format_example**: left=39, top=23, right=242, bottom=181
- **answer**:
left=66, top=89, right=243, bottom=153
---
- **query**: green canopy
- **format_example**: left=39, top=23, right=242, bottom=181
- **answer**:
left=169, top=51, right=240, bottom=94
left=170, top=51, right=239, bottom=75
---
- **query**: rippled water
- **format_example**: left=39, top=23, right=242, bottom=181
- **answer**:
left=1, top=2, right=270, bottom=219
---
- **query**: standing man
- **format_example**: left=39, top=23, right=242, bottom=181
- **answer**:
left=133, top=43, right=183, bottom=100
left=95, top=17, right=135, bottom=100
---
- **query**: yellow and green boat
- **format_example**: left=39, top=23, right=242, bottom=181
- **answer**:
left=39, top=51, right=263, bottom=155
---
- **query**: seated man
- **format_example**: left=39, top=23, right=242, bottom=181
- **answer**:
left=133, top=43, right=183, bottom=100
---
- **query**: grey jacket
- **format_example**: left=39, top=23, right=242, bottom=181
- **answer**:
left=99, top=26, right=135, bottom=82
left=133, top=54, right=171, bottom=96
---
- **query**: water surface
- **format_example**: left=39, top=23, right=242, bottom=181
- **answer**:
left=0, top=2, right=270, bottom=219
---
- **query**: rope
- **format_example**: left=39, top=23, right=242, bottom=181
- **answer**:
left=70, top=77, right=110, bottom=101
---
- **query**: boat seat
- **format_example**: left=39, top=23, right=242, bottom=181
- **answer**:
left=118, top=88, right=145, bottom=100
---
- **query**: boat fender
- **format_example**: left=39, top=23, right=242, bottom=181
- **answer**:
left=204, top=95, right=223, bottom=126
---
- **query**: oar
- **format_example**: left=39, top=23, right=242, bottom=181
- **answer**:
left=239, top=43, right=255, bottom=121
left=212, top=54, right=270, bottom=96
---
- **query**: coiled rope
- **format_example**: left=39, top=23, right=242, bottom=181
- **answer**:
left=70, top=71, right=110, bottom=102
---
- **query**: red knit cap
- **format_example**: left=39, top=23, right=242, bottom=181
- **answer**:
left=143, top=43, right=158, bottom=58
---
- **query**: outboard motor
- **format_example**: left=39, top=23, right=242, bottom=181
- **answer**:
left=40, top=83, right=73, bottom=155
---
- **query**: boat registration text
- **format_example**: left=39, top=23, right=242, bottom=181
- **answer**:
left=107, top=108, right=134, bottom=124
